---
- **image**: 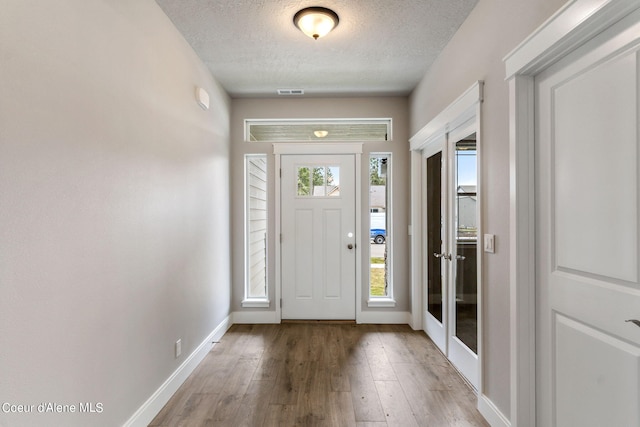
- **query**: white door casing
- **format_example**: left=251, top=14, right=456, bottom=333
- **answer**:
left=535, top=12, right=640, bottom=426
left=505, top=1, right=640, bottom=425
left=280, top=153, right=356, bottom=319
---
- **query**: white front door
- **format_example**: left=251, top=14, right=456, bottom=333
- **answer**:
left=536, top=11, right=640, bottom=426
left=281, top=154, right=356, bottom=319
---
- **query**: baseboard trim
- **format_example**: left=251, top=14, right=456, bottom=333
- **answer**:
left=478, top=393, right=511, bottom=427
left=123, top=315, right=232, bottom=427
left=232, top=310, right=412, bottom=325
left=358, top=310, right=411, bottom=324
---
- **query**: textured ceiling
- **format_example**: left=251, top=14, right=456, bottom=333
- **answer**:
left=155, top=0, right=478, bottom=98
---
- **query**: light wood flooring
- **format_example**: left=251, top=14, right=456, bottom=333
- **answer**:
left=149, top=323, right=489, bottom=427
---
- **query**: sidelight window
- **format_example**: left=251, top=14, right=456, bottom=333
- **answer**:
left=243, top=155, right=269, bottom=307
left=368, top=153, right=394, bottom=306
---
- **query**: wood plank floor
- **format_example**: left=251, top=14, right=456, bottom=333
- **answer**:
left=149, top=323, right=489, bottom=427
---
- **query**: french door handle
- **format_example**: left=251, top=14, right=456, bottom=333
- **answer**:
left=456, top=255, right=466, bottom=260
left=625, top=319, right=640, bottom=328
left=433, top=253, right=452, bottom=261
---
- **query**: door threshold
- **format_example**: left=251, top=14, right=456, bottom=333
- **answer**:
left=281, top=319, right=356, bottom=324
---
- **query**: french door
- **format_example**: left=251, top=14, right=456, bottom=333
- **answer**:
left=424, top=127, right=479, bottom=389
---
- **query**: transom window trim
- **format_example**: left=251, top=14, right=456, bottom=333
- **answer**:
left=245, top=118, right=392, bottom=142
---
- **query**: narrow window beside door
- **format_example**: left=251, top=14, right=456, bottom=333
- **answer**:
left=369, top=153, right=394, bottom=306
left=243, top=155, right=269, bottom=307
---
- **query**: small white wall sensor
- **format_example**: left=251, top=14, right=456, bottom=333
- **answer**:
left=195, top=87, right=209, bottom=110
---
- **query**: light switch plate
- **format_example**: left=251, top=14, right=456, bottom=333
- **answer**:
left=484, top=234, right=495, bottom=253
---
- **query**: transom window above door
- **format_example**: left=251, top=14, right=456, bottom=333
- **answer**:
left=245, top=119, right=392, bottom=142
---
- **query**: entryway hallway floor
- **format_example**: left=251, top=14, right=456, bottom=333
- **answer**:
left=149, top=323, right=488, bottom=426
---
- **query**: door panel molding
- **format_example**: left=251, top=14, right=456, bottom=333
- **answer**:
left=555, top=314, right=640, bottom=426
left=505, top=1, right=640, bottom=425
left=537, top=30, right=640, bottom=425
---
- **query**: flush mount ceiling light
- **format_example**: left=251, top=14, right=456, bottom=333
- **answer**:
left=293, top=7, right=339, bottom=40
left=313, top=130, right=329, bottom=138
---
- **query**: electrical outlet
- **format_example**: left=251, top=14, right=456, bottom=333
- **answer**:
left=175, top=339, right=182, bottom=358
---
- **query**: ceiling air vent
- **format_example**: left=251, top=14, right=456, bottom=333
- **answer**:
left=277, top=88, right=304, bottom=96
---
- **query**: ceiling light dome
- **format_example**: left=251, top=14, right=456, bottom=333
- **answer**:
left=293, top=7, right=339, bottom=40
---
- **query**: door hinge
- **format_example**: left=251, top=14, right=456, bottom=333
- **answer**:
left=280, top=233, right=282, bottom=243
left=280, top=168, right=282, bottom=178
left=280, top=298, right=282, bottom=308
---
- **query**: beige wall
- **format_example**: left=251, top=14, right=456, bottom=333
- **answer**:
left=231, top=97, right=410, bottom=314
left=409, top=0, right=567, bottom=419
left=0, top=1, right=231, bottom=426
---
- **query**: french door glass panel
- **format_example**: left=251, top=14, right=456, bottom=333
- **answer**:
left=454, top=138, right=478, bottom=354
left=427, top=152, right=443, bottom=322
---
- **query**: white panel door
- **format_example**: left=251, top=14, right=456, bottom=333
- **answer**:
left=536, top=12, right=640, bottom=426
left=281, top=154, right=356, bottom=319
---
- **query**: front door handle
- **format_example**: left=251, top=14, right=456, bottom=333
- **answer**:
left=347, top=243, right=355, bottom=250
left=626, top=319, right=640, bottom=328
left=433, top=253, right=452, bottom=260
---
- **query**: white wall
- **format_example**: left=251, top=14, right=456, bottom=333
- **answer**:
left=0, top=1, right=231, bottom=426
left=409, top=0, right=566, bottom=420
left=231, top=97, right=410, bottom=316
